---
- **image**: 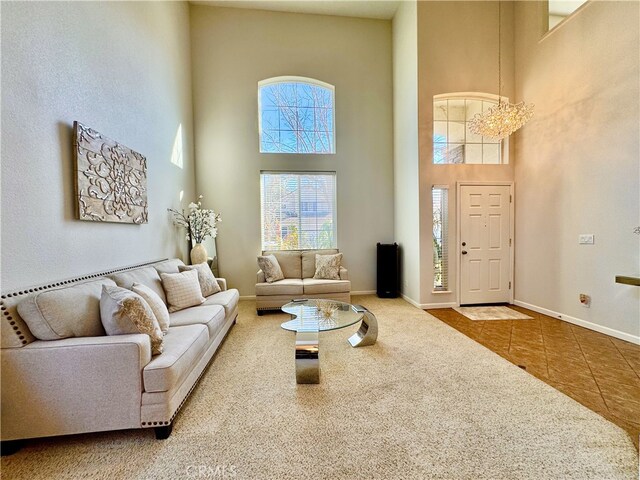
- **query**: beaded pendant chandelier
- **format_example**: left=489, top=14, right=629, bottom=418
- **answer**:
left=469, top=1, right=534, bottom=140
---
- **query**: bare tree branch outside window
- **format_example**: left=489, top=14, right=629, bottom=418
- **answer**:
left=260, top=79, right=335, bottom=154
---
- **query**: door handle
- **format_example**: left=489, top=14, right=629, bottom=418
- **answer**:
left=461, top=250, right=468, bottom=255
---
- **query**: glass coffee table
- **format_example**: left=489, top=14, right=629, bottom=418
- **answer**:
left=281, top=299, right=378, bottom=384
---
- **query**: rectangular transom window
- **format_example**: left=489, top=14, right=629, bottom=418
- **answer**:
left=260, top=172, right=337, bottom=250
left=433, top=186, right=449, bottom=291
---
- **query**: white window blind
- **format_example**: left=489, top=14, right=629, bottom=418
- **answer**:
left=432, top=186, right=449, bottom=291
left=260, top=172, right=337, bottom=251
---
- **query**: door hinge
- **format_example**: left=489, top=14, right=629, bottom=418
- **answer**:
left=509, top=281, right=512, bottom=290
left=510, top=194, right=512, bottom=203
left=509, top=238, right=512, bottom=246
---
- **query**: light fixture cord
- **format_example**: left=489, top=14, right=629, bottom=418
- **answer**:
left=498, top=0, right=502, bottom=104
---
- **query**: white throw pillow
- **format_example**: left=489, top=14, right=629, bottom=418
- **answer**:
left=313, top=253, right=343, bottom=280
left=160, top=270, right=206, bottom=313
left=100, top=285, right=164, bottom=355
left=179, top=263, right=221, bottom=297
left=257, top=254, right=285, bottom=283
left=131, top=282, right=170, bottom=333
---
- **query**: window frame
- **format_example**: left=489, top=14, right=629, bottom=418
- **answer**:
left=433, top=92, right=510, bottom=165
left=258, top=76, right=336, bottom=155
left=260, top=170, right=338, bottom=251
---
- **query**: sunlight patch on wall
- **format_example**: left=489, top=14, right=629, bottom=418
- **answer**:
left=171, top=124, right=184, bottom=169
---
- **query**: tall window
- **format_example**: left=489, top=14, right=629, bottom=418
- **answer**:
left=433, top=93, right=507, bottom=164
left=260, top=172, right=337, bottom=250
left=258, top=77, right=335, bottom=154
left=433, top=186, right=449, bottom=291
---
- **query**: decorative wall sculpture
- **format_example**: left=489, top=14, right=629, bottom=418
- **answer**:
left=73, top=121, right=148, bottom=224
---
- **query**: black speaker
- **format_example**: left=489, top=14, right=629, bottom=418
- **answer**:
left=377, top=243, right=399, bottom=298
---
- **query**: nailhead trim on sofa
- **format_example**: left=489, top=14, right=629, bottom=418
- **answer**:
left=0, top=259, right=168, bottom=348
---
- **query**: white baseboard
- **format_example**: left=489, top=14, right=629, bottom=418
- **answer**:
left=239, top=295, right=256, bottom=300
left=513, top=300, right=640, bottom=346
left=400, top=293, right=457, bottom=310
left=421, top=302, right=458, bottom=309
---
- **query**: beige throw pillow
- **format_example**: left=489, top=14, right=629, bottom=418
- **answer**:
left=257, top=254, right=285, bottom=283
left=313, top=253, right=343, bottom=280
left=179, top=264, right=221, bottom=297
left=160, top=270, right=206, bottom=312
left=131, top=283, right=170, bottom=333
left=100, top=285, right=164, bottom=355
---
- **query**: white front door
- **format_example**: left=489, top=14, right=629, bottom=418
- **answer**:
left=459, top=185, right=512, bottom=305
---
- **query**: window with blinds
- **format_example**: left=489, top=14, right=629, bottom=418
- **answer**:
left=260, top=172, right=337, bottom=251
left=433, top=186, right=449, bottom=291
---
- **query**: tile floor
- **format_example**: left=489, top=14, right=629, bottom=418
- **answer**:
left=427, top=306, right=640, bottom=449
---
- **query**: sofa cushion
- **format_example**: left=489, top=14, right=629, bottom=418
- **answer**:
left=132, top=283, right=170, bottom=333
left=17, top=278, right=116, bottom=340
left=257, top=255, right=284, bottom=283
left=303, top=278, right=351, bottom=295
left=263, top=251, right=302, bottom=279
left=160, top=270, right=205, bottom=313
left=301, top=249, right=339, bottom=278
left=109, top=266, right=167, bottom=304
left=202, top=289, right=240, bottom=318
left=314, top=253, right=343, bottom=280
left=154, top=259, right=185, bottom=275
left=179, top=264, right=221, bottom=296
left=100, top=285, right=164, bottom=355
left=169, top=305, right=226, bottom=340
left=143, top=324, right=209, bottom=393
left=256, top=279, right=303, bottom=296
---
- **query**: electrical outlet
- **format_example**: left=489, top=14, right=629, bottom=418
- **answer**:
left=579, top=234, right=595, bottom=245
left=579, top=294, right=591, bottom=307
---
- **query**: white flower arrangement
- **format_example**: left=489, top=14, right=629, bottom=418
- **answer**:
left=168, top=195, right=222, bottom=244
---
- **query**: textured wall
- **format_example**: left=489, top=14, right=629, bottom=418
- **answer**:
left=1, top=1, right=196, bottom=292
left=514, top=1, right=640, bottom=340
left=392, top=1, right=421, bottom=304
left=190, top=6, right=394, bottom=295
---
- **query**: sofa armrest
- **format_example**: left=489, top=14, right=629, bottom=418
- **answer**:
left=257, top=270, right=266, bottom=283
left=216, top=277, right=228, bottom=291
left=339, top=266, right=349, bottom=281
left=1, top=334, right=151, bottom=440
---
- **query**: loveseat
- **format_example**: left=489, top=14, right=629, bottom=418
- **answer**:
left=256, top=249, right=350, bottom=314
left=0, top=258, right=239, bottom=452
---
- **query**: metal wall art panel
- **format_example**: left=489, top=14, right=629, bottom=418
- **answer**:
left=73, top=121, right=148, bottom=224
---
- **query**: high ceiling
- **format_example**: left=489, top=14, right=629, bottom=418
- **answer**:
left=191, top=0, right=400, bottom=20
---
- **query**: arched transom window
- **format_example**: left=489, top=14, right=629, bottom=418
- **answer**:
left=259, top=76, right=335, bottom=154
left=433, top=93, right=508, bottom=164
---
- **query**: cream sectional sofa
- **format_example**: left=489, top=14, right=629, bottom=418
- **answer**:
left=256, top=249, right=350, bottom=314
left=0, top=258, right=239, bottom=453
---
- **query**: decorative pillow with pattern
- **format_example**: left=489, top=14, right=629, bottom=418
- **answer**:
left=257, top=254, right=285, bottom=283
left=131, top=282, right=170, bottom=333
left=99, top=285, right=164, bottom=355
left=160, top=270, right=206, bottom=312
left=179, top=263, right=221, bottom=297
left=313, top=253, right=343, bottom=280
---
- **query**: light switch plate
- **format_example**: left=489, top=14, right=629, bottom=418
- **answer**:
left=579, top=234, right=595, bottom=245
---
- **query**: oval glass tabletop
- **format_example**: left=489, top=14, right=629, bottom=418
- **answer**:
left=281, top=300, right=363, bottom=332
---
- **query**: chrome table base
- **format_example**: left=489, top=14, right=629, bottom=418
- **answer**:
left=348, top=307, right=378, bottom=347
left=293, top=306, right=378, bottom=384
left=295, top=330, right=320, bottom=384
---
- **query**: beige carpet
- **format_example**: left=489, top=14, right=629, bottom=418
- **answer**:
left=453, top=306, right=534, bottom=321
left=2, top=296, right=637, bottom=479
